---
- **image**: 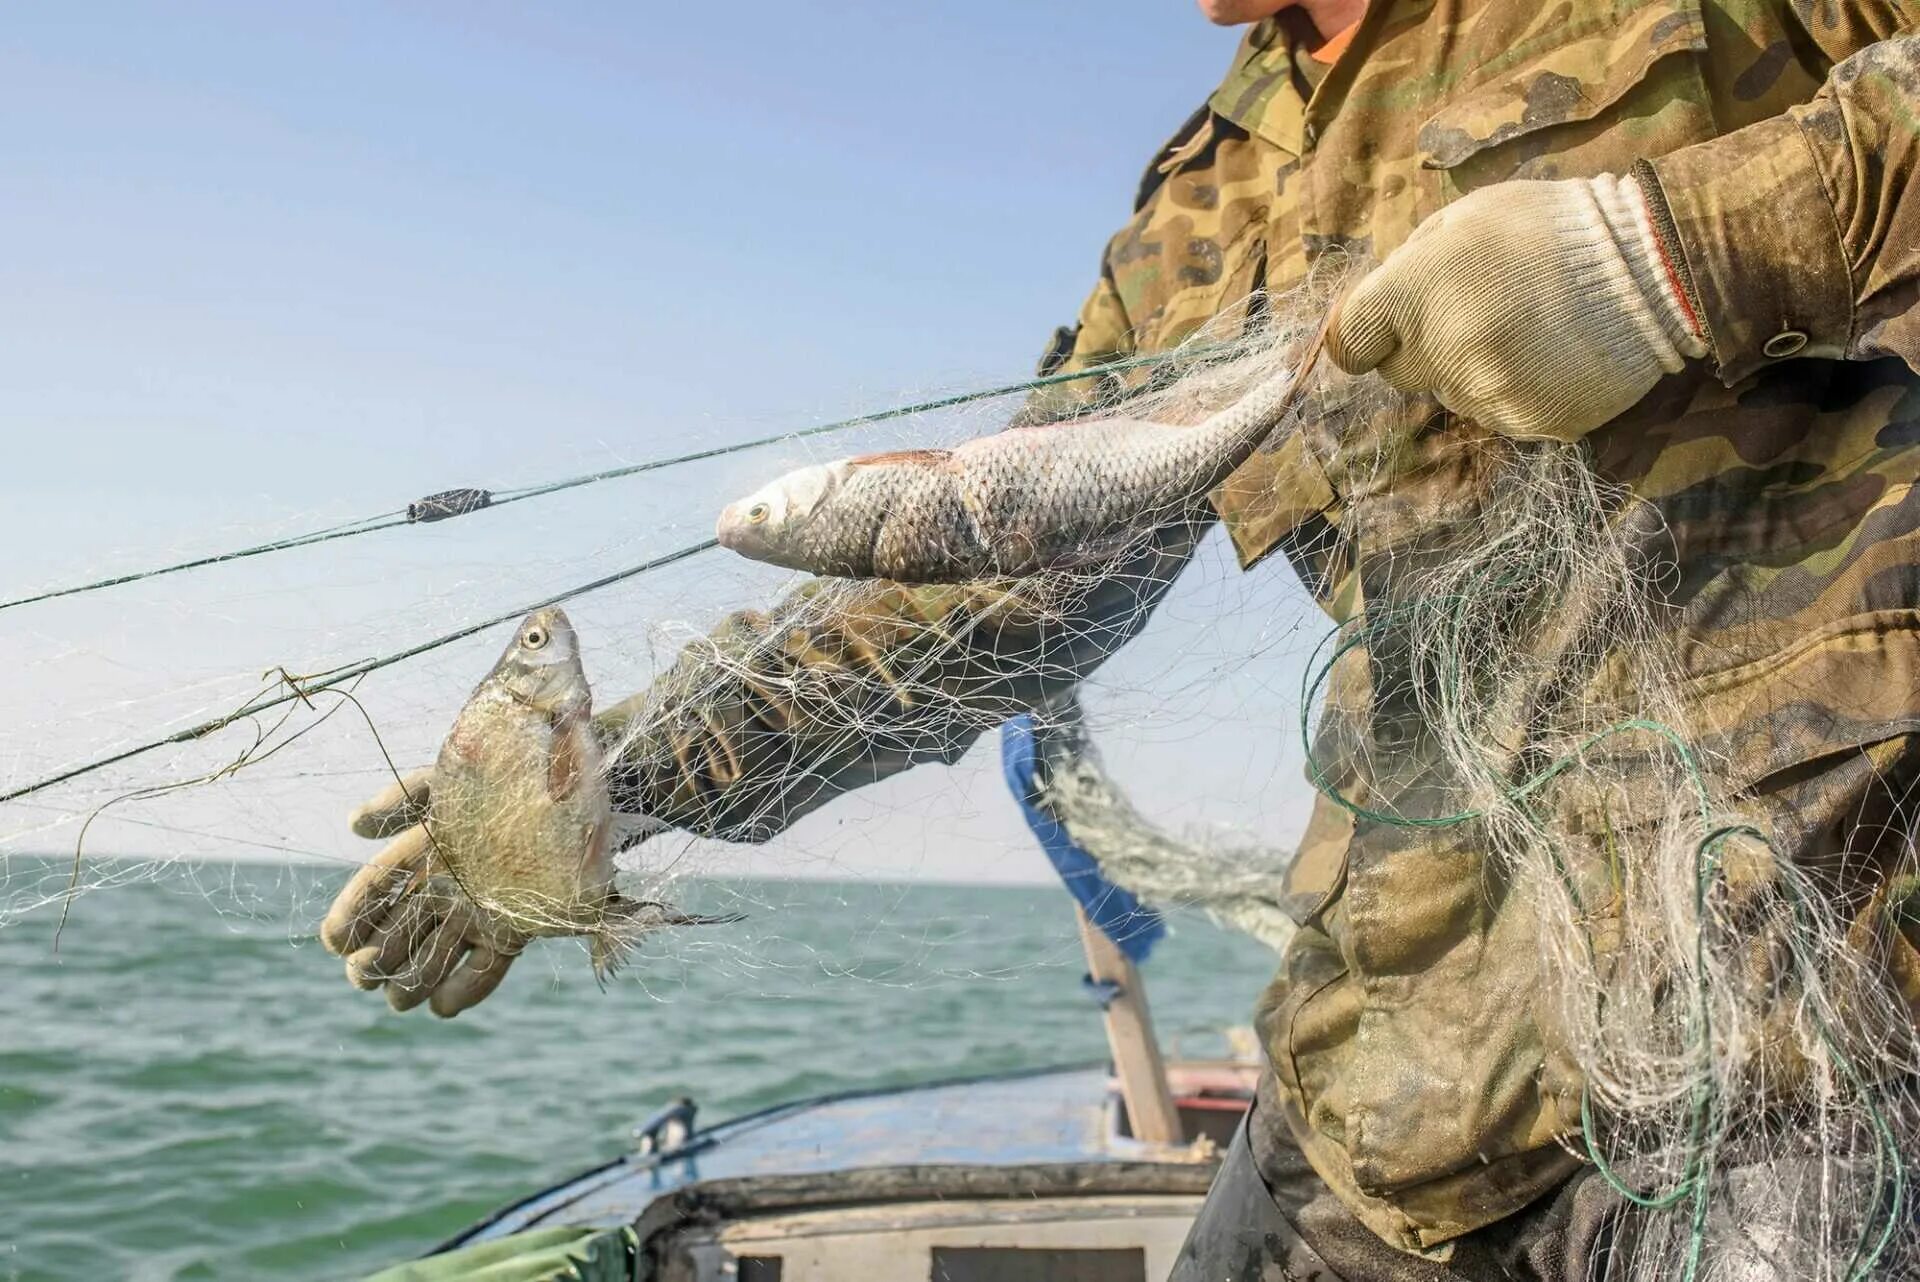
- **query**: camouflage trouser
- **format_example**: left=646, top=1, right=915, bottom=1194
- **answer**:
left=1169, top=1081, right=1846, bottom=1282
left=1166, top=1077, right=1614, bottom=1282
left=1171, top=736, right=1920, bottom=1282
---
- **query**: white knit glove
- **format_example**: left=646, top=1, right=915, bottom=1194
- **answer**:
left=1328, top=175, right=1708, bottom=440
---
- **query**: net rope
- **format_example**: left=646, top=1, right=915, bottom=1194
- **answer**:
left=0, top=347, right=1221, bottom=616
left=4, top=264, right=1917, bottom=1279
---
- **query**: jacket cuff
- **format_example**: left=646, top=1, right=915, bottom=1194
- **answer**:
left=1644, top=115, right=1854, bottom=385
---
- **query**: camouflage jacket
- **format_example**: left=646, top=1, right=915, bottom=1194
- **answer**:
left=608, top=0, right=1920, bottom=1256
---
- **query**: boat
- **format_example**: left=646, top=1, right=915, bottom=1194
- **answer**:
left=360, top=696, right=1280, bottom=1281
left=369, top=912, right=1257, bottom=1282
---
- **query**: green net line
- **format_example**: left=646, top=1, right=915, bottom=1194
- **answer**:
left=0, top=336, right=1249, bottom=808
left=1297, top=607, right=1908, bottom=1281
left=0, top=511, right=413, bottom=614
left=0, top=345, right=1221, bottom=615
left=0, top=540, right=717, bottom=806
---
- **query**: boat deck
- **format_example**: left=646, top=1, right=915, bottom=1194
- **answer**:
left=444, top=1060, right=1253, bottom=1252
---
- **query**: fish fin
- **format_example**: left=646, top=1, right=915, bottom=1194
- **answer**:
left=608, top=895, right=745, bottom=932
left=1037, top=534, right=1151, bottom=574
left=660, top=908, right=747, bottom=928
left=445, top=719, right=485, bottom=765
left=547, top=707, right=589, bottom=802
left=589, top=926, right=628, bottom=988
left=579, top=813, right=613, bottom=884
left=591, top=895, right=743, bottom=985
left=846, top=448, right=953, bottom=469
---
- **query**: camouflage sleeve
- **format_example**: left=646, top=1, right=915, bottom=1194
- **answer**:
left=592, top=518, right=1204, bottom=843
left=1646, top=29, right=1920, bottom=383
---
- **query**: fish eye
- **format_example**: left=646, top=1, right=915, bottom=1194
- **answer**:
left=522, top=626, right=548, bottom=650
left=746, top=502, right=771, bottom=525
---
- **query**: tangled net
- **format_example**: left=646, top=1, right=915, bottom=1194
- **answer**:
left=1306, top=418, right=1920, bottom=1276
left=1021, top=689, right=1297, bottom=952
left=593, top=259, right=1920, bottom=1276
left=2, top=256, right=1914, bottom=1278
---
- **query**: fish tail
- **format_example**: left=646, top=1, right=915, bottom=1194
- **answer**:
left=592, top=896, right=744, bottom=983
left=589, top=928, right=628, bottom=987
left=1196, top=311, right=1331, bottom=474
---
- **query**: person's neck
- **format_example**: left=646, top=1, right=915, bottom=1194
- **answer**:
left=1296, top=0, right=1367, bottom=63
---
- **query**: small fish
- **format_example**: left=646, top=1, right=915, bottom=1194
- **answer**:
left=716, top=327, right=1324, bottom=583
left=430, top=607, right=724, bottom=978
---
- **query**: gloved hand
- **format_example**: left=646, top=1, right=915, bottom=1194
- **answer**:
left=319, top=767, right=527, bottom=1018
left=1328, top=173, right=1708, bottom=439
left=320, top=696, right=684, bottom=1016
left=319, top=528, right=1190, bottom=1013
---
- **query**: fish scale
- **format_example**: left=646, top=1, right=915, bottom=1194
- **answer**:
left=429, top=607, right=729, bottom=978
left=717, top=323, right=1325, bottom=584
left=431, top=609, right=618, bottom=946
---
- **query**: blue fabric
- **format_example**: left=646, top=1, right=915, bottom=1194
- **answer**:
left=1001, top=713, right=1165, bottom=963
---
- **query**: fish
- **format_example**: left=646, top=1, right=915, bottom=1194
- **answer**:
left=716, top=324, right=1325, bottom=583
left=429, top=606, right=725, bottom=978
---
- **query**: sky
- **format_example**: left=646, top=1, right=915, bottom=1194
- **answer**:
left=0, top=3, right=1323, bottom=889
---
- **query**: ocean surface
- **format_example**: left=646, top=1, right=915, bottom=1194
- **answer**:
left=1, top=861, right=1277, bottom=1282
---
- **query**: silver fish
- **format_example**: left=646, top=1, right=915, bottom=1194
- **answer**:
left=716, top=329, right=1323, bottom=583
left=430, top=607, right=718, bottom=977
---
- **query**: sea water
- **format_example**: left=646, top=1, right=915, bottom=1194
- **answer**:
left=0, top=861, right=1276, bottom=1281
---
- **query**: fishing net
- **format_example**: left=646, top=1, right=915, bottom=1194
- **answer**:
left=1107, top=280, right=1920, bottom=1278
left=4, top=260, right=1917, bottom=1280
left=1325, top=433, right=1920, bottom=1279
left=0, top=279, right=1320, bottom=1001
left=1234, top=276, right=1916, bottom=1277
left=1020, top=689, right=1297, bottom=952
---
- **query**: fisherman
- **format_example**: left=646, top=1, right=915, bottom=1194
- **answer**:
left=323, top=2, right=1920, bottom=1277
